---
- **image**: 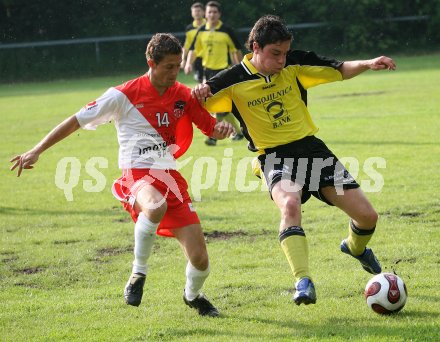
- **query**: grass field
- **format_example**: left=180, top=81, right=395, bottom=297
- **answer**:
left=1, top=53, right=440, bottom=341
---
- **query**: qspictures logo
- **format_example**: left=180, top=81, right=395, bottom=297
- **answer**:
left=53, top=148, right=387, bottom=202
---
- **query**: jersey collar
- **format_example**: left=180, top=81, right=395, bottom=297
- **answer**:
left=241, top=53, right=258, bottom=75
left=241, top=53, right=274, bottom=83
left=206, top=20, right=222, bottom=30
left=193, top=18, right=206, bottom=28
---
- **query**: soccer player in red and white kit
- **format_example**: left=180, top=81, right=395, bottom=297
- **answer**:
left=10, top=33, right=234, bottom=317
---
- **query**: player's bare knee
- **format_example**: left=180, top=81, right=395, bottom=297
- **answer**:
left=143, top=201, right=167, bottom=223
left=367, top=209, right=379, bottom=227
left=191, top=253, right=209, bottom=271
left=355, top=209, right=378, bottom=229
left=280, top=196, right=301, bottom=220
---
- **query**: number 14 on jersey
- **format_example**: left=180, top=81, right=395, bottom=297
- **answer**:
left=156, top=112, right=170, bottom=127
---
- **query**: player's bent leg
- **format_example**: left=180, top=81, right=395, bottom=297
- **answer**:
left=173, top=224, right=209, bottom=270
left=134, top=184, right=168, bottom=223
left=281, top=225, right=316, bottom=305
left=271, top=179, right=303, bottom=229
left=124, top=185, right=166, bottom=307
left=272, top=181, right=316, bottom=305
left=321, top=187, right=378, bottom=228
left=174, top=224, right=219, bottom=317
left=321, top=187, right=381, bottom=274
left=124, top=212, right=159, bottom=306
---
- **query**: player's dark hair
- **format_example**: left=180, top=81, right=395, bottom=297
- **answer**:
left=246, top=15, right=293, bottom=51
left=146, top=33, right=182, bottom=64
left=191, top=2, right=204, bottom=10
left=206, top=1, right=221, bottom=12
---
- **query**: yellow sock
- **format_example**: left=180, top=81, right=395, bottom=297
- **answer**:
left=345, top=220, right=375, bottom=256
left=279, top=226, right=311, bottom=282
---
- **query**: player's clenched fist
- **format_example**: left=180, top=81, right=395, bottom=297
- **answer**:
left=211, top=121, right=235, bottom=140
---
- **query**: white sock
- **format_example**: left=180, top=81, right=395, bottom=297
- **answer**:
left=132, top=213, right=158, bottom=275
left=184, top=262, right=210, bottom=301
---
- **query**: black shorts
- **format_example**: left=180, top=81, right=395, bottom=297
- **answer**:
left=258, top=136, right=359, bottom=205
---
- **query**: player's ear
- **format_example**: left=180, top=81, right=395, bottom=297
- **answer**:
left=253, top=42, right=260, bottom=53
left=147, top=59, right=156, bottom=69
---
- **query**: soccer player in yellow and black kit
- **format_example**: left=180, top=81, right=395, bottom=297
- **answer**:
left=181, top=2, right=206, bottom=83
left=193, top=15, right=396, bottom=306
left=184, top=1, right=244, bottom=145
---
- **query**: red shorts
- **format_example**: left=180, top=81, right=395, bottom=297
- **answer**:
left=111, top=169, right=200, bottom=237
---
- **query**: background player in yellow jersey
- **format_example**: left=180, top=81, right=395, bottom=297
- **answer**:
left=181, top=2, right=205, bottom=83
left=184, top=1, right=244, bottom=145
left=193, top=15, right=396, bottom=305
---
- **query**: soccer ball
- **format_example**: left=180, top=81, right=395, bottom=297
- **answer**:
left=364, top=273, right=407, bottom=314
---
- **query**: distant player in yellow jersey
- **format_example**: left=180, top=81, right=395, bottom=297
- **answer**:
left=185, top=1, right=244, bottom=145
left=181, top=2, right=206, bottom=83
left=193, top=15, right=396, bottom=305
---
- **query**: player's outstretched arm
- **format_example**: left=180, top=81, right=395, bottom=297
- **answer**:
left=10, top=115, right=81, bottom=177
left=211, top=121, right=234, bottom=140
left=339, top=56, right=396, bottom=80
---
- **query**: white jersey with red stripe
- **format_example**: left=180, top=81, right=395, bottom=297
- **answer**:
left=75, top=74, right=215, bottom=169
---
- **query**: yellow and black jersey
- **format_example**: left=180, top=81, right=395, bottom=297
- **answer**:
left=204, top=50, right=343, bottom=152
left=183, top=19, right=206, bottom=57
left=189, top=20, right=241, bottom=70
